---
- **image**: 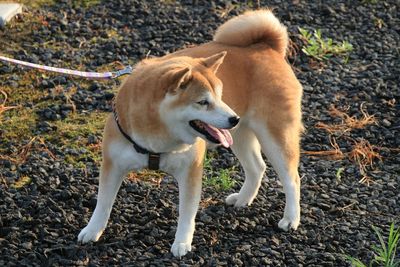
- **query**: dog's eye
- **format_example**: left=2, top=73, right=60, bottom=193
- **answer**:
left=197, top=100, right=209, bottom=106
left=180, top=83, right=188, bottom=90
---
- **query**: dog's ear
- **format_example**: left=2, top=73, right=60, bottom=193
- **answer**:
left=202, top=51, right=227, bottom=73
left=168, top=67, right=192, bottom=93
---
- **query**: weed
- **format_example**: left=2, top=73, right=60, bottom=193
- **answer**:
left=346, top=222, right=400, bottom=267
left=202, top=152, right=236, bottom=191
left=335, top=167, right=345, bottom=182
left=204, top=167, right=236, bottom=191
left=298, top=27, right=353, bottom=61
left=374, top=18, right=385, bottom=29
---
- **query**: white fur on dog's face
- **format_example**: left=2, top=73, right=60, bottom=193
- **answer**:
left=160, top=78, right=237, bottom=145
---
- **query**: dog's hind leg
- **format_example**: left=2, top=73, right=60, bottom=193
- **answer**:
left=253, top=122, right=301, bottom=231
left=226, top=125, right=266, bottom=207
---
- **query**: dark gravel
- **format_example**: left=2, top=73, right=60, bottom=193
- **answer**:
left=1, top=0, right=399, bottom=266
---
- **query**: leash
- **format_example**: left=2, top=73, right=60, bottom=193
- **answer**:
left=0, top=55, right=133, bottom=79
left=1, top=54, right=162, bottom=169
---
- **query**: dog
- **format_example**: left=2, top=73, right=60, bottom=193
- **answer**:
left=78, top=9, right=303, bottom=257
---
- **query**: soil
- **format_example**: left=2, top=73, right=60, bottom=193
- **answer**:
left=0, top=0, right=399, bottom=266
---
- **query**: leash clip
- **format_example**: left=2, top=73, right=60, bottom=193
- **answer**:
left=112, top=65, right=133, bottom=78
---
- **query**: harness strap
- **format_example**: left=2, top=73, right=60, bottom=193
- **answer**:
left=148, top=153, right=161, bottom=170
left=113, top=104, right=161, bottom=170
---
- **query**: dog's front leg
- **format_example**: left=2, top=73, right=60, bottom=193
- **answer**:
left=78, top=155, right=127, bottom=243
left=170, top=141, right=205, bottom=257
left=78, top=116, right=137, bottom=243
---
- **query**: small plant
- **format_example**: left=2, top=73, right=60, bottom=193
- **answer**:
left=335, top=167, right=345, bottom=182
left=346, top=222, right=400, bottom=267
left=204, top=167, right=236, bottom=191
left=203, top=153, right=236, bottom=191
left=374, top=18, right=385, bottom=29
left=298, top=27, right=353, bottom=61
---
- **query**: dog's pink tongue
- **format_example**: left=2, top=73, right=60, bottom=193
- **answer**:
left=204, top=124, right=233, bottom=148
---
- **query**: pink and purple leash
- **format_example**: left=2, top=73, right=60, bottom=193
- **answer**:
left=0, top=55, right=133, bottom=79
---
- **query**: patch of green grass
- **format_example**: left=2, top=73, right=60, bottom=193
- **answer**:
left=43, top=111, right=108, bottom=167
left=298, top=27, right=353, bottom=62
left=72, top=0, right=101, bottom=8
left=0, top=107, right=37, bottom=142
left=17, top=0, right=55, bottom=8
left=203, top=152, right=213, bottom=172
left=203, top=153, right=236, bottom=191
left=346, top=222, right=400, bottom=267
left=204, top=168, right=236, bottom=191
left=49, top=112, right=107, bottom=141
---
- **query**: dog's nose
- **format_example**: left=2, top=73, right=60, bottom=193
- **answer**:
left=228, top=116, right=240, bottom=127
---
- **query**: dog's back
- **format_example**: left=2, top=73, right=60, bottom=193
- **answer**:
left=171, top=10, right=302, bottom=134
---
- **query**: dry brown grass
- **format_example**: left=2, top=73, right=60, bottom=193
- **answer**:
left=0, top=136, right=56, bottom=165
left=0, top=136, right=36, bottom=164
left=302, top=136, right=344, bottom=160
left=304, top=104, right=384, bottom=184
left=348, top=138, right=382, bottom=184
left=127, top=170, right=165, bottom=187
left=0, top=90, right=18, bottom=119
left=200, top=197, right=219, bottom=209
left=316, top=104, right=377, bottom=134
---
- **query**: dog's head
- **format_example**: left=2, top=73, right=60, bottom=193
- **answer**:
left=159, top=52, right=239, bottom=147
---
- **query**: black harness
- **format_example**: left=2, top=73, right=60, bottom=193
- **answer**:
left=113, top=105, right=161, bottom=170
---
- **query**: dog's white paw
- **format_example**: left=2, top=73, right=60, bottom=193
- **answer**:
left=225, top=193, right=254, bottom=207
left=78, top=225, right=104, bottom=243
left=171, top=241, right=191, bottom=257
left=278, top=216, right=300, bottom=231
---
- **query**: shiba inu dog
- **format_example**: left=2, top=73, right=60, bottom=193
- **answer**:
left=78, top=10, right=303, bottom=257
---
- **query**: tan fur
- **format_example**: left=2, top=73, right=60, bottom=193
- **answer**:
left=214, top=9, right=289, bottom=56
left=115, top=8, right=302, bottom=184
left=80, top=10, right=303, bottom=257
left=186, top=139, right=206, bottom=196
left=168, top=47, right=303, bottom=152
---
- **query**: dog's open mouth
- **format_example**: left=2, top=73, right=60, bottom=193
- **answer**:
left=189, top=120, right=233, bottom=148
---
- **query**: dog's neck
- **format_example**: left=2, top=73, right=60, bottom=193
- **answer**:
left=127, top=130, right=193, bottom=154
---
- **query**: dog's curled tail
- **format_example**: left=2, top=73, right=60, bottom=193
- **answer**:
left=213, top=10, right=288, bottom=56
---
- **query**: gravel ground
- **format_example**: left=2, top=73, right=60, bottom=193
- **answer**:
left=0, top=0, right=399, bottom=266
